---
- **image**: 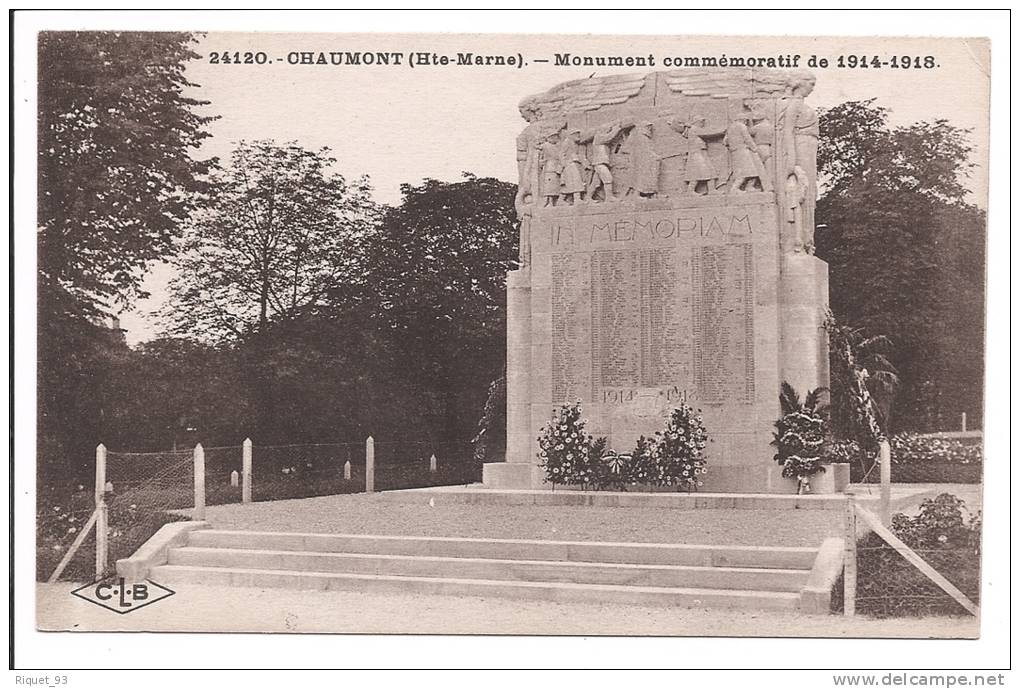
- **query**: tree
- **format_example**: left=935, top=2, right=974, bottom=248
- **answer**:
left=364, top=174, right=518, bottom=440
left=824, top=318, right=899, bottom=445
left=100, top=338, right=254, bottom=452
left=818, top=99, right=975, bottom=204
left=159, top=140, right=380, bottom=439
left=38, top=31, right=215, bottom=317
left=37, top=31, right=214, bottom=486
left=815, top=100, right=985, bottom=432
left=162, top=140, right=380, bottom=340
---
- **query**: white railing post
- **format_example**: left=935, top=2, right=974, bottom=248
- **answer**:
left=843, top=494, right=857, bottom=616
left=343, top=460, right=352, bottom=481
left=961, top=412, right=967, bottom=433
left=230, top=470, right=239, bottom=487
left=242, top=438, right=252, bottom=504
left=95, top=443, right=108, bottom=579
left=429, top=453, right=437, bottom=473
left=879, top=439, right=892, bottom=526
left=194, top=443, right=206, bottom=520
left=365, top=436, right=375, bottom=493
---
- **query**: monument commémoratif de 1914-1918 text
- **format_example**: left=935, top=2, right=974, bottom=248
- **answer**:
left=483, top=67, right=830, bottom=493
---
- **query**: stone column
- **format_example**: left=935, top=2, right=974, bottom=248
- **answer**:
left=504, top=267, right=532, bottom=461
left=779, top=253, right=830, bottom=398
left=482, top=267, right=543, bottom=488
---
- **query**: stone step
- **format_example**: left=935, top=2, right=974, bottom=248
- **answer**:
left=151, top=564, right=802, bottom=610
left=186, top=530, right=817, bottom=570
left=168, top=546, right=809, bottom=592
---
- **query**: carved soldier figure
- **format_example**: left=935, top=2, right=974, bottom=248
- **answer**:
left=653, top=110, right=689, bottom=197
left=618, top=121, right=660, bottom=199
left=749, top=103, right=775, bottom=191
left=672, top=114, right=723, bottom=196
left=559, top=129, right=588, bottom=205
left=723, top=112, right=767, bottom=193
left=581, top=121, right=627, bottom=203
left=537, top=131, right=564, bottom=207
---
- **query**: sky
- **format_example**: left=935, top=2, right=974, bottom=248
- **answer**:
left=121, top=32, right=991, bottom=344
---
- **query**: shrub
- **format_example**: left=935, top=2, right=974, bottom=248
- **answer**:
left=831, top=433, right=983, bottom=483
left=889, top=433, right=982, bottom=466
left=831, top=434, right=982, bottom=467
left=826, top=438, right=863, bottom=465
left=628, top=435, right=658, bottom=487
left=472, top=375, right=506, bottom=464
left=891, top=493, right=982, bottom=551
left=652, top=402, right=709, bottom=490
left=537, top=403, right=597, bottom=488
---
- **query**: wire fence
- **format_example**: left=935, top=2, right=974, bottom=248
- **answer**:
left=251, top=442, right=363, bottom=502
left=202, top=445, right=245, bottom=506
left=42, top=437, right=481, bottom=582
left=103, top=449, right=194, bottom=579
left=249, top=440, right=479, bottom=501
left=834, top=493, right=981, bottom=618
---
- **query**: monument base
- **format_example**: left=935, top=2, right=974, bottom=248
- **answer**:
left=482, top=462, right=547, bottom=489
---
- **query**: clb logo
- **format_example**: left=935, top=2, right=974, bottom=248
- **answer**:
left=71, top=577, right=175, bottom=614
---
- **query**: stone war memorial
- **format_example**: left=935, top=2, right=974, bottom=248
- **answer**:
left=483, top=68, right=830, bottom=493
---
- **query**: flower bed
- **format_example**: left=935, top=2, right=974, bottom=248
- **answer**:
left=829, top=433, right=982, bottom=484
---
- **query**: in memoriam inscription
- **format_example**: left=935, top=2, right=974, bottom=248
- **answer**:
left=549, top=236, right=756, bottom=405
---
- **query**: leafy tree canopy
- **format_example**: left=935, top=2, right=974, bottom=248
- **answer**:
left=815, top=100, right=985, bottom=432
left=161, top=140, right=380, bottom=341
left=363, top=174, right=518, bottom=438
left=818, top=98, right=975, bottom=204
left=38, top=31, right=215, bottom=317
left=367, top=173, right=518, bottom=361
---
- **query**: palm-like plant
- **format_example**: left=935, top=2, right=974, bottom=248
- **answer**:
left=779, top=382, right=830, bottom=418
left=773, top=383, right=831, bottom=492
left=825, top=313, right=900, bottom=469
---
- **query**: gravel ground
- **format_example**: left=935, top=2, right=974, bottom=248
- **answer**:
left=36, top=582, right=977, bottom=638
left=198, top=492, right=844, bottom=546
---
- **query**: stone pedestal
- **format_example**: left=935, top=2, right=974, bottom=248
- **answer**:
left=481, top=462, right=546, bottom=489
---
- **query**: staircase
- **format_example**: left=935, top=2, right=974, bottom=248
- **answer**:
left=149, top=529, right=830, bottom=611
